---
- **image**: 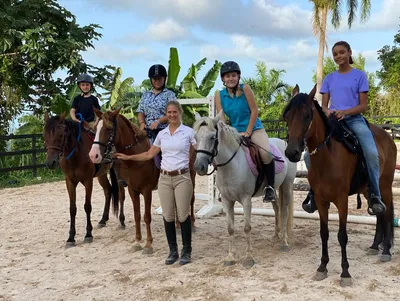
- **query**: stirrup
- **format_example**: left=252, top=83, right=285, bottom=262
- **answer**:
left=367, top=195, right=386, bottom=216
left=263, top=186, right=276, bottom=203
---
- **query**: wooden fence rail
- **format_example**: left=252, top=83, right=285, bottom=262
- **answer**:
left=1, top=115, right=399, bottom=177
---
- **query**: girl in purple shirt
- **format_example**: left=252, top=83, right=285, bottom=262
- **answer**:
left=303, top=41, right=386, bottom=216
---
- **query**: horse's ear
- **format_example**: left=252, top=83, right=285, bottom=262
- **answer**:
left=60, top=111, right=67, bottom=121
left=214, top=110, right=224, bottom=125
left=308, top=83, right=317, bottom=102
left=292, top=84, right=299, bottom=97
left=44, top=112, right=49, bottom=123
left=94, top=107, right=102, bottom=118
left=194, top=111, right=202, bottom=121
left=110, top=107, right=121, bottom=119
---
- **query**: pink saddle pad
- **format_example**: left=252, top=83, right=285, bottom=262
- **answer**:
left=244, top=144, right=285, bottom=176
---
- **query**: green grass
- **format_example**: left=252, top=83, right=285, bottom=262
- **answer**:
left=0, top=168, right=64, bottom=189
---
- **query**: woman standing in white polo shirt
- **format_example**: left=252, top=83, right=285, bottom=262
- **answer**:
left=113, top=100, right=195, bottom=265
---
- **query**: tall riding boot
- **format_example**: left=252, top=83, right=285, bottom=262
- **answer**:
left=302, top=189, right=316, bottom=214
left=164, top=218, right=179, bottom=265
left=263, top=160, right=276, bottom=202
left=179, top=216, right=192, bottom=265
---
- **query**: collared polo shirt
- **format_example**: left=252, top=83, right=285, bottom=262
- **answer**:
left=153, top=123, right=196, bottom=171
left=136, top=88, right=176, bottom=129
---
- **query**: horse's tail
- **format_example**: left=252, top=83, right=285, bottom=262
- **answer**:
left=109, top=167, right=119, bottom=217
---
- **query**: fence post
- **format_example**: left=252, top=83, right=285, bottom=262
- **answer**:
left=32, top=135, right=37, bottom=177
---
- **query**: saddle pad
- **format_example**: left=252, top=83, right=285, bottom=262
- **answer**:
left=244, top=144, right=285, bottom=176
left=270, top=144, right=285, bottom=174
left=244, top=147, right=259, bottom=177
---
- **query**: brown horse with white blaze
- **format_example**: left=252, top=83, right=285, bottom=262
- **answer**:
left=283, top=85, right=396, bottom=286
left=88, top=108, right=197, bottom=254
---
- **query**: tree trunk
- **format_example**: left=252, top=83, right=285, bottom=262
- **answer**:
left=316, top=6, right=328, bottom=103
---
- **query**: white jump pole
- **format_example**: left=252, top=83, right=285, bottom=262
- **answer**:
left=233, top=207, right=400, bottom=227
left=155, top=97, right=223, bottom=218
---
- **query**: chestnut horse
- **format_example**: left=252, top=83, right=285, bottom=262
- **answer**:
left=88, top=108, right=196, bottom=254
left=283, top=85, right=396, bottom=286
left=43, top=112, right=121, bottom=247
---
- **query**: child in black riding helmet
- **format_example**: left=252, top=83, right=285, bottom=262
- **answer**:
left=70, top=74, right=101, bottom=129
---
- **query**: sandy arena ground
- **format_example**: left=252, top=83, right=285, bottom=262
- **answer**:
left=1, top=160, right=400, bottom=300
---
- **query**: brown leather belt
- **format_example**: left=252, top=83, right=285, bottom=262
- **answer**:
left=160, top=168, right=188, bottom=176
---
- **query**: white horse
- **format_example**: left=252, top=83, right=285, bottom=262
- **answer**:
left=193, top=111, right=297, bottom=267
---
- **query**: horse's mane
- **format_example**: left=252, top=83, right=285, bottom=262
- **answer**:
left=102, top=111, right=143, bottom=137
left=283, top=93, right=337, bottom=133
left=45, top=116, right=80, bottom=149
left=193, top=116, right=241, bottom=148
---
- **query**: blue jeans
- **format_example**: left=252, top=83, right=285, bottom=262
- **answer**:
left=303, top=114, right=380, bottom=197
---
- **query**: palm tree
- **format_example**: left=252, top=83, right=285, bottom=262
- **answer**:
left=311, top=0, right=371, bottom=101
left=242, top=61, right=288, bottom=119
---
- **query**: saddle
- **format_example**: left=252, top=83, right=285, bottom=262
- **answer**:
left=332, top=119, right=369, bottom=208
left=241, top=137, right=273, bottom=197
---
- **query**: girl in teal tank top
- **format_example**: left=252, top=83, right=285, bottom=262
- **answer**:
left=215, top=61, right=276, bottom=202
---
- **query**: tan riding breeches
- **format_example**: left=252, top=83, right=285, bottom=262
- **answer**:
left=251, top=128, right=272, bottom=164
left=158, top=172, right=193, bottom=223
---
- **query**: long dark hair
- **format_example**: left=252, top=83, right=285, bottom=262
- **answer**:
left=332, top=41, right=354, bottom=64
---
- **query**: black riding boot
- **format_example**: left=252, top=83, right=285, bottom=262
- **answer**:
left=164, top=218, right=179, bottom=265
left=302, top=189, right=316, bottom=214
left=263, top=160, right=276, bottom=202
left=179, top=216, right=192, bottom=265
left=368, top=193, right=386, bottom=216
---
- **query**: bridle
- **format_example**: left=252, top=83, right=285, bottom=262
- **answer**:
left=92, top=117, right=141, bottom=164
left=195, top=123, right=243, bottom=175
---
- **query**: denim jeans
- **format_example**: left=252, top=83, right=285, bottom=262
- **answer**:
left=303, top=114, right=380, bottom=197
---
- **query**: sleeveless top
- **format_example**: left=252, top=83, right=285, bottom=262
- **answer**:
left=219, top=84, right=263, bottom=133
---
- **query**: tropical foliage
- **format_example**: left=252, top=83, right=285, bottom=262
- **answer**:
left=310, top=0, right=371, bottom=100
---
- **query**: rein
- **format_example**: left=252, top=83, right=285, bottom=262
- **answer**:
left=196, top=124, right=243, bottom=175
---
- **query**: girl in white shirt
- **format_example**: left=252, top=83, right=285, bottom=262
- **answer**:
left=113, top=100, right=196, bottom=265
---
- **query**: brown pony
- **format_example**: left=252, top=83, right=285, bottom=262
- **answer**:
left=43, top=112, right=121, bottom=247
left=283, top=85, right=396, bottom=286
left=88, top=108, right=196, bottom=254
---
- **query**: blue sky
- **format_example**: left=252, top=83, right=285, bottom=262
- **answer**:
left=59, top=0, right=399, bottom=93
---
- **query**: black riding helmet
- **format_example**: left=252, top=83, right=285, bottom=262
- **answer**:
left=77, top=74, right=94, bottom=84
left=148, top=64, right=167, bottom=78
left=77, top=73, right=94, bottom=95
left=220, top=61, right=241, bottom=77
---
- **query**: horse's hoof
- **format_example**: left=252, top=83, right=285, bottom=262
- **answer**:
left=280, top=245, right=290, bottom=252
left=313, top=271, right=328, bottom=281
left=84, top=236, right=93, bottom=243
left=380, top=254, right=392, bottom=262
left=65, top=241, right=76, bottom=248
left=242, top=258, right=255, bottom=268
left=118, top=224, right=126, bottom=230
left=223, top=260, right=236, bottom=266
left=340, top=277, right=352, bottom=287
left=142, top=247, right=153, bottom=255
left=367, top=248, right=379, bottom=255
left=97, top=222, right=106, bottom=228
left=131, top=243, right=142, bottom=252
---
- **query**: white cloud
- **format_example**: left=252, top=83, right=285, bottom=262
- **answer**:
left=200, top=35, right=317, bottom=69
left=125, top=19, right=190, bottom=43
left=84, top=45, right=163, bottom=63
left=95, top=0, right=313, bottom=39
left=365, top=0, right=400, bottom=30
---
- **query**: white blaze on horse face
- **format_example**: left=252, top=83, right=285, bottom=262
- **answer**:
left=89, top=120, right=103, bottom=164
